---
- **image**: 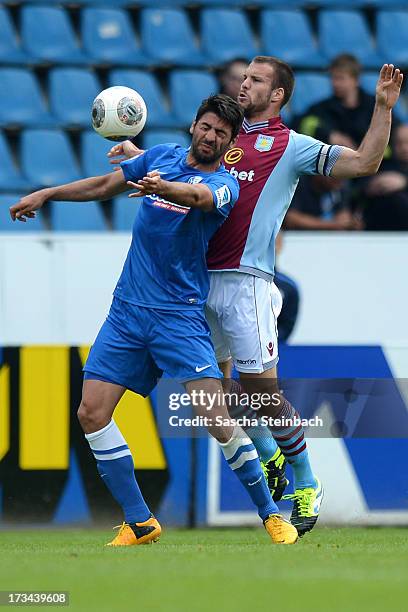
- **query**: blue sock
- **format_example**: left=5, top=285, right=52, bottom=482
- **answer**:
left=219, top=427, right=279, bottom=521
left=85, top=420, right=151, bottom=524
left=270, top=398, right=317, bottom=490
left=225, top=380, right=278, bottom=463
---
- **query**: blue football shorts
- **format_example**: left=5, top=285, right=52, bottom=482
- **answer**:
left=83, top=296, right=222, bottom=396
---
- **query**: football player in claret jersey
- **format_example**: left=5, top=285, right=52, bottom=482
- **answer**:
left=111, top=59, right=403, bottom=537
left=9, top=95, right=300, bottom=546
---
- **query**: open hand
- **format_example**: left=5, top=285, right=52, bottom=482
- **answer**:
left=127, top=171, right=165, bottom=198
left=9, top=192, right=46, bottom=222
left=376, top=64, right=404, bottom=110
left=107, top=140, right=144, bottom=170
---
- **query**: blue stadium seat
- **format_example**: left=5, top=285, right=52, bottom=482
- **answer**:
left=261, top=10, right=325, bottom=68
left=0, top=132, right=30, bottom=191
left=0, top=194, right=45, bottom=232
left=82, top=8, right=147, bottom=66
left=81, top=131, right=115, bottom=178
left=141, top=9, right=205, bottom=66
left=0, top=7, right=29, bottom=64
left=49, top=68, right=101, bottom=128
left=21, top=129, right=81, bottom=188
left=169, top=70, right=218, bottom=126
left=50, top=200, right=107, bottom=232
left=109, top=69, right=174, bottom=128
left=290, top=73, right=332, bottom=117
left=21, top=5, right=87, bottom=64
left=319, top=10, right=381, bottom=69
left=377, top=11, right=408, bottom=65
left=143, top=129, right=191, bottom=149
left=201, top=9, right=257, bottom=64
left=0, top=69, right=54, bottom=128
left=112, top=195, right=141, bottom=232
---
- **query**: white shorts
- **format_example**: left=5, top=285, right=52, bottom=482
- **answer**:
left=205, top=271, right=283, bottom=374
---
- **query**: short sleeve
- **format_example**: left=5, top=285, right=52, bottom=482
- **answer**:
left=205, top=174, right=240, bottom=218
left=293, top=132, right=343, bottom=177
left=120, top=152, right=148, bottom=183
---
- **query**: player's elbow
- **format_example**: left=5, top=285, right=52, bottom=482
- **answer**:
left=191, top=186, right=214, bottom=211
left=353, top=154, right=380, bottom=178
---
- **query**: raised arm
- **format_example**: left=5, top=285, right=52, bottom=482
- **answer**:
left=10, top=170, right=128, bottom=222
left=331, top=64, right=403, bottom=179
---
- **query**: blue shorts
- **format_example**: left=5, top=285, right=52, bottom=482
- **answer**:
left=84, top=297, right=222, bottom=396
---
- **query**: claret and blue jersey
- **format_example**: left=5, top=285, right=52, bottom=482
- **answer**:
left=116, top=143, right=239, bottom=309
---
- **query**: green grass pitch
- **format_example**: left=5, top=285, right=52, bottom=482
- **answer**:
left=0, top=527, right=407, bottom=612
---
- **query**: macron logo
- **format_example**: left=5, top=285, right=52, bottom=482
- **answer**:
left=195, top=365, right=212, bottom=373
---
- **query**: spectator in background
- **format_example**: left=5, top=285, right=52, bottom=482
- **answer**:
left=285, top=174, right=363, bottom=230
left=362, top=123, right=408, bottom=230
left=218, top=56, right=300, bottom=341
left=218, top=58, right=248, bottom=101
left=295, top=54, right=380, bottom=150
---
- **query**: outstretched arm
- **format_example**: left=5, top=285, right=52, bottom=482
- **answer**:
left=10, top=170, right=128, bottom=222
left=331, top=64, right=403, bottom=179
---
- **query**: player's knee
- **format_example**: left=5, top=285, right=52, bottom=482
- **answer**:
left=77, top=397, right=105, bottom=432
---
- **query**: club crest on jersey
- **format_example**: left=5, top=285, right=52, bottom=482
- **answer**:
left=254, top=134, right=274, bottom=152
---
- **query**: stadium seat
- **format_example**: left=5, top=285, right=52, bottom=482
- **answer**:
left=21, top=5, right=87, bottom=64
left=377, top=11, right=408, bottom=65
left=112, top=195, right=141, bottom=231
left=290, top=73, right=332, bottom=117
left=201, top=9, right=257, bottom=64
left=49, top=68, right=101, bottom=128
left=50, top=200, right=107, bottom=232
left=81, top=8, right=147, bottom=66
left=169, top=70, right=218, bottom=127
left=0, top=132, right=30, bottom=191
left=0, top=7, right=29, bottom=64
left=141, top=9, right=205, bottom=66
left=261, top=10, right=325, bottom=68
left=21, top=129, right=81, bottom=188
left=319, top=10, right=381, bottom=69
left=143, top=129, right=191, bottom=149
left=0, top=194, right=45, bottom=232
left=0, top=68, right=54, bottom=128
left=109, top=70, right=174, bottom=128
left=81, top=131, right=115, bottom=178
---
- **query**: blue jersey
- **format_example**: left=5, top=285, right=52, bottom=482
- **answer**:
left=115, top=144, right=239, bottom=310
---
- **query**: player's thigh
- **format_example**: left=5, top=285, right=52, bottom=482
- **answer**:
left=205, top=302, right=231, bottom=365
left=84, top=298, right=162, bottom=397
left=148, top=308, right=221, bottom=383
left=221, top=275, right=280, bottom=374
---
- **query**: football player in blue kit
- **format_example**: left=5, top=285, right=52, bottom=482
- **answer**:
left=9, top=95, right=299, bottom=546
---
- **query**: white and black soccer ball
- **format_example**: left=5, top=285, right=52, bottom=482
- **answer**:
left=91, top=86, right=147, bottom=141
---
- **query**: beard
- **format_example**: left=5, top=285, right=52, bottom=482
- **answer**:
left=190, top=140, right=221, bottom=164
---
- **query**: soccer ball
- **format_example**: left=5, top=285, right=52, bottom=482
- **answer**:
left=91, top=86, right=147, bottom=141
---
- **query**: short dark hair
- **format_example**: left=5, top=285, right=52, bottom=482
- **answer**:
left=252, top=56, right=295, bottom=108
left=195, top=94, right=244, bottom=140
left=329, top=54, right=361, bottom=78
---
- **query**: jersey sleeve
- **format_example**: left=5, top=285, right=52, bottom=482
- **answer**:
left=293, top=132, right=343, bottom=177
left=120, top=151, right=148, bottom=182
left=205, top=174, right=240, bottom=218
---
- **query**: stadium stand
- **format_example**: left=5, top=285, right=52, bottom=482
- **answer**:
left=0, top=133, right=30, bottom=192
left=49, top=68, right=101, bottom=127
left=201, top=9, right=258, bottom=63
left=81, top=7, right=147, bottom=66
left=0, top=194, right=45, bottom=231
left=21, top=5, right=87, bottom=65
left=49, top=200, right=107, bottom=231
left=1, top=1, right=408, bottom=232
left=109, top=69, right=175, bottom=128
left=261, top=10, right=325, bottom=68
left=21, top=129, right=81, bottom=188
left=169, top=70, right=218, bottom=126
left=141, top=8, right=206, bottom=66
left=0, top=68, right=54, bottom=128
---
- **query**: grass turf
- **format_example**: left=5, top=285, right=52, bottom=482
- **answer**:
left=0, top=527, right=407, bottom=612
